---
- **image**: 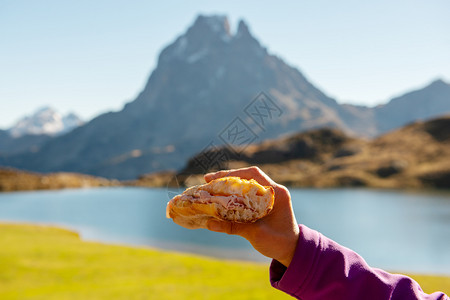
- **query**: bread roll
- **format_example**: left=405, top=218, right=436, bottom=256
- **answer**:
left=166, top=176, right=274, bottom=229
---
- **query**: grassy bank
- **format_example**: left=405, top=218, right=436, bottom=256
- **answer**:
left=0, top=168, right=118, bottom=192
left=0, top=224, right=448, bottom=299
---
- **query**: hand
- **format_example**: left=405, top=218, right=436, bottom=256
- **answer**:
left=204, top=166, right=299, bottom=267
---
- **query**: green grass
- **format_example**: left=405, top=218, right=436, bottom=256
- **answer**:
left=0, top=223, right=448, bottom=299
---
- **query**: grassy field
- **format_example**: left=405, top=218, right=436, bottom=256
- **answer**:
left=0, top=223, right=448, bottom=299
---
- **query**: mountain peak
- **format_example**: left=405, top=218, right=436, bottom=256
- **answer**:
left=158, top=14, right=265, bottom=66
left=157, top=15, right=261, bottom=68
left=428, top=78, right=448, bottom=88
left=35, top=106, right=56, bottom=114
left=193, top=15, right=231, bottom=36
left=187, top=15, right=231, bottom=41
left=9, top=107, right=83, bottom=138
left=236, top=19, right=250, bottom=37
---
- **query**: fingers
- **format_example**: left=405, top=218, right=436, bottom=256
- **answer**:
left=203, top=170, right=228, bottom=182
left=207, top=220, right=252, bottom=237
left=204, top=166, right=273, bottom=186
left=204, top=166, right=289, bottom=205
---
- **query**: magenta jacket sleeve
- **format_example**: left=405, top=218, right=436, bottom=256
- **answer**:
left=270, top=224, right=448, bottom=300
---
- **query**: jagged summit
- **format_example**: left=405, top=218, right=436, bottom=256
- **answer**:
left=236, top=20, right=250, bottom=37
left=158, top=15, right=263, bottom=65
left=187, top=15, right=253, bottom=40
left=191, top=15, right=231, bottom=36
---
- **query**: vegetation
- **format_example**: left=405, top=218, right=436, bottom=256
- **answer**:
left=0, top=223, right=289, bottom=299
left=0, top=223, right=448, bottom=299
left=149, top=117, right=450, bottom=189
left=0, top=168, right=118, bottom=192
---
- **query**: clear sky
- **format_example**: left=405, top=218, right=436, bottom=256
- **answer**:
left=1, top=0, right=449, bottom=129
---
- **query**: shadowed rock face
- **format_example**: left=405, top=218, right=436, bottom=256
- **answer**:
left=179, top=128, right=353, bottom=174
left=421, top=117, right=450, bottom=142
left=169, top=116, right=450, bottom=189
left=418, top=169, right=450, bottom=188
left=2, top=15, right=450, bottom=180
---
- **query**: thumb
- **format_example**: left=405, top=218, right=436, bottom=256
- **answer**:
left=207, top=219, right=250, bottom=236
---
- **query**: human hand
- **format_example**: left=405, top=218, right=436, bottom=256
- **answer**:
left=204, top=166, right=299, bottom=267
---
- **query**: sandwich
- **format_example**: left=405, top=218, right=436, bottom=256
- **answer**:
left=166, top=176, right=275, bottom=229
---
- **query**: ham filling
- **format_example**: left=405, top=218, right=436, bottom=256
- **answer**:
left=177, top=190, right=255, bottom=212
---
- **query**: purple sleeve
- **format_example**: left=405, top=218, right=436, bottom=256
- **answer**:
left=270, top=224, right=448, bottom=300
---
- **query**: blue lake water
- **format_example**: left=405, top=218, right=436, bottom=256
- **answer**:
left=0, top=187, right=449, bottom=275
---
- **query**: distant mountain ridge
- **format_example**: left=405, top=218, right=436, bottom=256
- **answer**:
left=9, top=106, right=83, bottom=138
left=1, top=15, right=450, bottom=179
left=0, top=107, right=83, bottom=155
left=374, top=79, right=450, bottom=133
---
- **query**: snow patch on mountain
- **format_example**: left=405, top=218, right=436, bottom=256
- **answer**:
left=9, top=107, right=83, bottom=138
left=187, top=48, right=209, bottom=63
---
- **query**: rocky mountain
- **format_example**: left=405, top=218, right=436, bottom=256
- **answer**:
left=0, top=107, right=83, bottom=155
left=9, top=106, right=83, bottom=138
left=1, top=15, right=450, bottom=180
left=0, top=130, right=50, bottom=155
left=374, top=79, right=450, bottom=133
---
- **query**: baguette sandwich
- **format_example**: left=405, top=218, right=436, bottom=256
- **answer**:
left=166, top=176, right=274, bottom=229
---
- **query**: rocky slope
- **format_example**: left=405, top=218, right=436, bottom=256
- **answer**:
left=0, top=130, right=50, bottom=155
left=134, top=116, right=450, bottom=189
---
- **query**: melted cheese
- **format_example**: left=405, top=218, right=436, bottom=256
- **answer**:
left=167, top=176, right=274, bottom=226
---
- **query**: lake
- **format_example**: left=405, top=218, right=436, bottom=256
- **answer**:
left=0, top=187, right=449, bottom=275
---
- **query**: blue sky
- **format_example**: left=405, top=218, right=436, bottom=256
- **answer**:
left=1, top=0, right=449, bottom=129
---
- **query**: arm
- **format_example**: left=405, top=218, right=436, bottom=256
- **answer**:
left=270, top=224, right=448, bottom=300
left=205, top=166, right=448, bottom=300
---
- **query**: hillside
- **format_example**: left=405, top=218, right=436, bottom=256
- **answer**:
left=134, top=116, right=450, bottom=189
left=3, top=116, right=449, bottom=191
left=0, top=168, right=118, bottom=192
left=0, top=130, right=50, bottom=154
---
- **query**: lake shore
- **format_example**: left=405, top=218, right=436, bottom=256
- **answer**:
left=2, top=117, right=449, bottom=192
left=2, top=164, right=449, bottom=193
left=0, top=222, right=448, bottom=299
left=0, top=167, right=120, bottom=192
